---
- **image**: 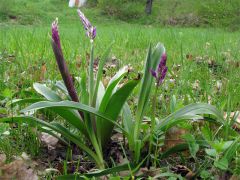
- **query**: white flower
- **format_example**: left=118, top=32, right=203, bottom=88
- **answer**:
left=69, top=0, right=87, bottom=8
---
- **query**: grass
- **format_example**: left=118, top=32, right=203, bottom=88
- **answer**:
left=1, top=22, right=240, bottom=108
left=0, top=0, right=240, bottom=178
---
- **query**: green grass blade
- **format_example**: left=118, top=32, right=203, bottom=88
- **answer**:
left=0, top=116, right=98, bottom=163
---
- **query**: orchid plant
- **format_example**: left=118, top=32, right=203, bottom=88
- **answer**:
left=0, top=9, right=228, bottom=176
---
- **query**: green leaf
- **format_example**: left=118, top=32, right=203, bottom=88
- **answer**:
left=134, top=43, right=165, bottom=141
left=21, top=101, right=125, bottom=132
left=55, top=81, right=70, bottom=100
left=222, top=137, right=240, bottom=162
left=57, top=163, right=130, bottom=179
left=93, top=42, right=113, bottom=106
left=22, top=83, right=86, bottom=134
left=122, top=103, right=134, bottom=134
left=200, top=170, right=211, bottom=179
left=33, top=83, right=62, bottom=101
left=170, top=95, right=177, bottom=113
left=157, top=103, right=225, bottom=132
left=9, top=98, right=44, bottom=106
left=2, top=88, right=13, bottom=98
left=205, top=149, right=217, bottom=157
left=201, top=124, right=213, bottom=141
left=100, top=79, right=140, bottom=146
left=182, top=134, right=199, bottom=158
left=214, top=157, right=228, bottom=170
left=98, top=66, right=128, bottom=112
left=122, top=103, right=134, bottom=149
left=161, top=143, right=189, bottom=159
left=213, top=138, right=239, bottom=171
left=96, top=67, right=128, bottom=142
left=52, top=108, right=87, bottom=136
left=96, top=81, right=105, bottom=110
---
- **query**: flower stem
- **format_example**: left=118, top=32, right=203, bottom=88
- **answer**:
left=89, top=42, right=94, bottom=105
left=148, top=85, right=158, bottom=167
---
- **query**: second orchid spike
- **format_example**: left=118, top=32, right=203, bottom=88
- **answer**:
left=77, top=9, right=96, bottom=41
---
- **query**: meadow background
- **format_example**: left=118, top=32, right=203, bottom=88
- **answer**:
left=1, top=0, right=239, bottom=109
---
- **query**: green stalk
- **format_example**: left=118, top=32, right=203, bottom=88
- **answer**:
left=85, top=113, right=105, bottom=169
left=89, top=42, right=95, bottom=105
left=147, top=86, right=158, bottom=167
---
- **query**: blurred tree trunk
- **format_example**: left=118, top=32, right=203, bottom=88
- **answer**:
left=145, top=0, right=153, bottom=15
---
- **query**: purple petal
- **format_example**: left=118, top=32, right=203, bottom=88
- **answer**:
left=150, top=69, right=157, bottom=78
left=77, top=9, right=92, bottom=30
left=159, top=66, right=168, bottom=85
left=92, top=27, right=97, bottom=39
left=77, top=9, right=96, bottom=40
left=158, top=53, right=167, bottom=72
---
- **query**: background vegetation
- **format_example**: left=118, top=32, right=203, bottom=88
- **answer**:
left=0, top=0, right=239, bottom=178
left=1, top=0, right=240, bottom=30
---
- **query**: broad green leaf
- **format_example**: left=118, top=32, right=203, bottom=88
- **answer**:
left=122, top=103, right=134, bottom=134
left=214, top=158, right=228, bottom=170
left=222, top=137, right=240, bottom=162
left=205, top=149, right=217, bottom=157
left=96, top=67, right=128, bottom=143
left=96, top=81, right=105, bottom=110
left=98, top=66, right=128, bottom=113
left=99, top=79, right=140, bottom=146
left=2, top=88, right=13, bottom=98
left=157, top=103, right=225, bottom=132
left=7, top=97, right=86, bottom=134
left=93, top=42, right=113, bottom=106
left=52, top=108, right=87, bottom=135
left=33, top=83, right=62, bottom=101
left=55, top=81, right=71, bottom=100
left=21, top=101, right=125, bottom=132
left=134, top=43, right=165, bottom=140
left=8, top=98, right=44, bottom=106
left=28, top=83, right=86, bottom=134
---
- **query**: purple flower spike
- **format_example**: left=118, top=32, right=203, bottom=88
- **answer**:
left=51, top=18, right=62, bottom=50
left=77, top=9, right=96, bottom=40
left=150, top=53, right=168, bottom=86
left=77, top=9, right=92, bottom=30
left=158, top=53, right=167, bottom=72
left=51, top=18, right=84, bottom=119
